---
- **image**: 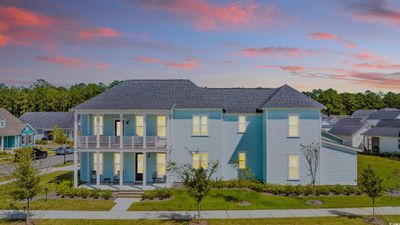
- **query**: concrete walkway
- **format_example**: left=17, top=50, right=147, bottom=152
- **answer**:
left=111, top=198, right=140, bottom=211
left=0, top=207, right=399, bottom=220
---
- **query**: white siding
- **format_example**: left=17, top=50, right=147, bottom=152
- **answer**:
left=379, top=136, right=399, bottom=153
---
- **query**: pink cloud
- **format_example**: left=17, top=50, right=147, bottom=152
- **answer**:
left=78, top=27, right=121, bottom=39
left=224, top=60, right=235, bottom=64
left=352, top=52, right=381, bottom=61
left=240, top=47, right=313, bottom=57
left=257, top=65, right=305, bottom=73
left=0, top=6, right=53, bottom=27
left=133, top=56, right=161, bottom=63
left=35, top=56, right=111, bottom=70
left=349, top=0, right=400, bottom=27
left=136, top=0, right=284, bottom=31
left=354, top=63, right=400, bottom=70
left=0, top=34, right=9, bottom=47
left=309, top=32, right=357, bottom=48
left=133, top=56, right=201, bottom=70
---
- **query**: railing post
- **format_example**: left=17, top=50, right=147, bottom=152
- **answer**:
left=155, top=136, right=158, bottom=149
left=132, top=136, right=134, bottom=149
left=86, top=136, right=88, bottom=148
left=109, top=136, right=111, bottom=148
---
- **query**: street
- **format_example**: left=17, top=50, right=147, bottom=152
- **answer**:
left=0, top=153, right=74, bottom=176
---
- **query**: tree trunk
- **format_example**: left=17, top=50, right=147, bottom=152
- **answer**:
left=372, top=198, right=375, bottom=218
left=27, top=198, right=30, bottom=224
left=197, top=202, right=201, bottom=223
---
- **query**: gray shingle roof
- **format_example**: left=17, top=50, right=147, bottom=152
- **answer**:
left=203, top=88, right=275, bottom=113
left=19, top=112, right=74, bottom=129
left=0, top=108, right=32, bottom=136
left=336, top=118, right=365, bottom=125
left=329, top=123, right=367, bottom=136
left=351, top=109, right=377, bottom=119
left=376, top=119, right=400, bottom=128
left=71, top=79, right=223, bottom=110
left=258, top=85, right=325, bottom=109
left=362, top=127, right=400, bottom=137
left=367, top=110, right=400, bottom=120
left=71, top=80, right=325, bottom=112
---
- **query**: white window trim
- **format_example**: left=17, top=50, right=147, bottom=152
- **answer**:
left=288, top=114, right=300, bottom=138
left=93, top=115, right=104, bottom=135
left=192, top=115, right=209, bottom=136
left=192, top=152, right=208, bottom=169
left=238, top=151, right=246, bottom=169
left=114, top=119, right=125, bottom=136
left=238, top=115, right=246, bottom=133
left=287, top=154, right=300, bottom=181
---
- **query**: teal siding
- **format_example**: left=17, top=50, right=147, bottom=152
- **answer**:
left=124, top=153, right=134, bottom=183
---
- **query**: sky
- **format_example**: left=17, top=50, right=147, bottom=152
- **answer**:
left=0, top=0, right=400, bottom=92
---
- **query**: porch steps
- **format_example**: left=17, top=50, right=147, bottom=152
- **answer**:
left=116, top=190, right=144, bottom=199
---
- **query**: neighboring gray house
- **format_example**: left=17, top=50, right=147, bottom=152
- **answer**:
left=321, top=115, right=349, bottom=131
left=365, top=108, right=400, bottom=126
left=19, top=112, right=74, bottom=141
left=351, top=109, right=377, bottom=120
left=68, top=79, right=359, bottom=188
left=362, top=119, right=400, bottom=153
left=329, top=118, right=370, bottom=149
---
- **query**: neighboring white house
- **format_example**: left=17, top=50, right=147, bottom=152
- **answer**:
left=362, top=119, right=400, bottom=153
left=329, top=118, right=370, bottom=149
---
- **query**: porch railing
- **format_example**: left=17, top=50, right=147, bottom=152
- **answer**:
left=77, top=135, right=167, bottom=149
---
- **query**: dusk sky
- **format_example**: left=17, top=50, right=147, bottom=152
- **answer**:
left=1, top=0, right=400, bottom=92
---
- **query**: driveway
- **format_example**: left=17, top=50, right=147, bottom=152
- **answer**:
left=0, top=154, right=74, bottom=176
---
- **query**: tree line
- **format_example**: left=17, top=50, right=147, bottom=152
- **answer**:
left=0, top=80, right=399, bottom=117
left=304, top=89, right=400, bottom=115
left=0, top=79, right=122, bottom=117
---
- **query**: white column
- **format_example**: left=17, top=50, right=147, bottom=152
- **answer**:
left=96, top=113, right=100, bottom=148
left=119, top=151, right=123, bottom=186
left=143, top=114, right=147, bottom=149
left=15, top=135, right=18, bottom=148
left=143, top=152, right=147, bottom=187
left=73, top=151, right=78, bottom=188
left=96, top=151, right=100, bottom=185
left=74, top=113, right=78, bottom=149
left=120, top=113, right=123, bottom=148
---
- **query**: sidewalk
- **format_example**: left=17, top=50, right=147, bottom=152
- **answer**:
left=0, top=206, right=399, bottom=220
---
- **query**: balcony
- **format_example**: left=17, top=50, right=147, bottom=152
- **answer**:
left=77, top=135, right=167, bottom=150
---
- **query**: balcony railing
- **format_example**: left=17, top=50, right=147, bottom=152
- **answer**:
left=77, top=136, right=167, bottom=149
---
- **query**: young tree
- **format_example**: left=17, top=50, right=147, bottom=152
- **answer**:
left=11, top=148, right=41, bottom=224
left=358, top=165, right=385, bottom=218
left=299, top=143, right=320, bottom=205
left=51, top=126, right=68, bottom=145
left=168, top=160, right=218, bottom=224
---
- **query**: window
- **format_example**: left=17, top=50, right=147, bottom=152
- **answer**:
left=0, top=119, right=5, bottom=128
left=137, top=154, right=143, bottom=174
left=28, top=135, right=33, bottom=145
left=94, top=153, right=103, bottom=175
left=157, top=116, right=167, bottom=137
left=136, top=116, right=144, bottom=137
left=21, top=135, right=26, bottom=145
left=238, top=152, right=246, bottom=169
left=115, top=120, right=124, bottom=136
left=157, top=153, right=167, bottom=176
left=288, top=155, right=299, bottom=180
left=114, top=153, right=120, bottom=176
left=93, top=115, right=104, bottom=135
left=193, top=115, right=208, bottom=136
left=288, top=115, right=299, bottom=137
left=238, top=116, right=246, bottom=133
left=192, top=152, right=208, bottom=169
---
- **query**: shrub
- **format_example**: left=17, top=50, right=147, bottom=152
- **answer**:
left=101, top=190, right=113, bottom=200
left=90, top=189, right=100, bottom=199
left=332, top=184, right=345, bottom=195
left=67, top=188, right=77, bottom=198
left=56, top=181, right=72, bottom=197
left=78, top=188, right=90, bottom=198
left=142, top=189, right=173, bottom=200
left=316, top=185, right=330, bottom=195
left=283, top=185, right=295, bottom=196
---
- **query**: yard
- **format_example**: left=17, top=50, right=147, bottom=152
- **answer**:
left=0, top=170, right=114, bottom=211
left=358, top=154, right=400, bottom=189
left=1, top=216, right=400, bottom=225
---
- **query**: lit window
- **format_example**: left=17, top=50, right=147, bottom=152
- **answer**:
left=288, top=115, right=299, bottom=137
left=114, top=153, right=120, bottom=176
left=238, top=152, right=246, bottom=169
left=288, top=155, right=299, bottom=180
left=157, top=116, right=167, bottom=137
left=94, top=153, right=103, bottom=175
left=238, top=116, right=246, bottom=133
left=136, top=116, right=144, bottom=137
left=157, top=153, right=167, bottom=176
left=137, top=154, right=143, bottom=174
left=115, top=120, right=124, bottom=136
left=93, top=115, right=104, bottom=135
left=193, top=115, right=208, bottom=136
left=193, top=152, right=208, bottom=169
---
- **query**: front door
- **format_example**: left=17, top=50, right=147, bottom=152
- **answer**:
left=115, top=120, right=124, bottom=136
left=135, top=153, right=144, bottom=182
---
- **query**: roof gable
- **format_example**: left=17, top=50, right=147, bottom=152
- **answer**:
left=0, top=108, right=31, bottom=136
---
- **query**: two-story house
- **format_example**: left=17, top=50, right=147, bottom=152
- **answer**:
left=70, top=79, right=358, bottom=188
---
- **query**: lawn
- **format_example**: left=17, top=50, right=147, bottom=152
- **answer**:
left=53, top=161, right=74, bottom=168
left=358, top=154, right=400, bottom=189
left=0, top=170, right=114, bottom=211
left=0, top=217, right=370, bottom=225
left=128, top=189, right=400, bottom=211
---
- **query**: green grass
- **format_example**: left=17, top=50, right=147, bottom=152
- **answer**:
left=53, top=161, right=74, bottom=168
left=0, top=217, right=369, bottom=225
left=0, top=170, right=114, bottom=211
left=129, top=189, right=400, bottom=211
left=358, top=154, right=400, bottom=189
left=381, top=215, right=400, bottom=224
